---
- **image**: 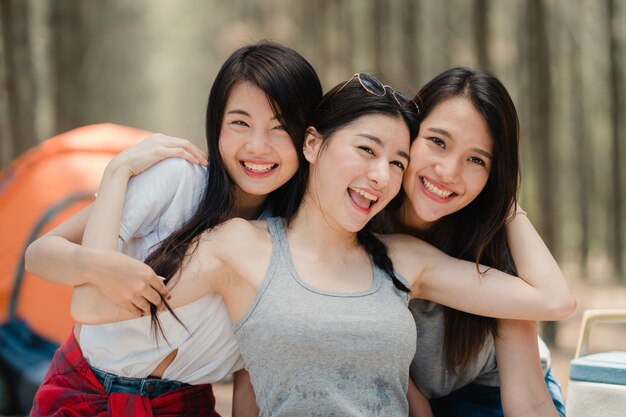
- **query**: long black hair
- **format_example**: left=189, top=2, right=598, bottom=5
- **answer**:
left=301, top=76, right=420, bottom=293
left=146, top=41, right=322, bottom=340
left=400, top=67, right=520, bottom=373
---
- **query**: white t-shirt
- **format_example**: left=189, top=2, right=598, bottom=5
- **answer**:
left=81, top=139, right=244, bottom=383
left=118, top=153, right=205, bottom=260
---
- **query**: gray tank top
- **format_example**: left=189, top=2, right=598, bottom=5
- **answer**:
left=235, top=218, right=417, bottom=416
left=409, top=300, right=551, bottom=398
left=409, top=300, right=497, bottom=398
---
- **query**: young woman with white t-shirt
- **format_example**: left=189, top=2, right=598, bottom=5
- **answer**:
left=26, top=41, right=322, bottom=417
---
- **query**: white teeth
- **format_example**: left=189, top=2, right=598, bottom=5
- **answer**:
left=349, top=187, right=378, bottom=202
left=422, top=178, right=453, bottom=198
left=243, top=162, right=276, bottom=172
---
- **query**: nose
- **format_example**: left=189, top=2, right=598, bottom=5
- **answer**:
left=367, top=159, right=391, bottom=189
left=434, top=156, right=462, bottom=184
left=244, top=129, right=272, bottom=155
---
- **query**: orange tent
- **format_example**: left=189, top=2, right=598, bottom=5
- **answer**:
left=0, top=123, right=150, bottom=344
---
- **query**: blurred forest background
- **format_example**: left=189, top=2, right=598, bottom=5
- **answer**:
left=1, top=0, right=625, bottom=398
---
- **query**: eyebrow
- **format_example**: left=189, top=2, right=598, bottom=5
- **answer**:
left=225, top=109, right=280, bottom=121
left=226, top=109, right=250, bottom=117
left=426, top=127, right=492, bottom=160
left=358, top=133, right=410, bottom=161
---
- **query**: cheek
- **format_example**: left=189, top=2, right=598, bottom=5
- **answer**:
left=218, top=130, right=236, bottom=162
left=389, top=173, right=405, bottom=198
left=402, top=165, right=421, bottom=199
left=466, top=171, right=490, bottom=200
left=273, top=136, right=298, bottom=162
left=408, top=139, right=430, bottom=162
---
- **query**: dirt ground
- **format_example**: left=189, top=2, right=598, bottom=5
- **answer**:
left=213, top=258, right=626, bottom=417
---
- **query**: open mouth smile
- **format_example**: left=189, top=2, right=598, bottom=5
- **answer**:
left=240, top=161, right=278, bottom=176
left=348, top=186, right=379, bottom=214
left=421, top=177, right=456, bottom=200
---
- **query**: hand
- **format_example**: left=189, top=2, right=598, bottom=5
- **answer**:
left=110, top=134, right=208, bottom=178
left=83, top=247, right=171, bottom=316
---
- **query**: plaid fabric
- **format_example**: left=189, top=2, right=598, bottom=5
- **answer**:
left=30, top=330, right=219, bottom=417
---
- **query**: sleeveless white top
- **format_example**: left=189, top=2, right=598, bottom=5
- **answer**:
left=80, top=294, right=242, bottom=384
left=79, top=143, right=243, bottom=383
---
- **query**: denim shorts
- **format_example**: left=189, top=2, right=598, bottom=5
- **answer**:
left=429, top=368, right=566, bottom=417
left=91, top=367, right=189, bottom=399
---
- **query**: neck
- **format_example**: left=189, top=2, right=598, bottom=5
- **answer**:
left=288, top=194, right=361, bottom=256
left=230, top=187, right=267, bottom=220
left=391, top=200, right=433, bottom=238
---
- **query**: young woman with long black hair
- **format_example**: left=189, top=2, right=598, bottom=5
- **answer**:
left=394, top=67, right=568, bottom=417
left=27, top=41, right=323, bottom=417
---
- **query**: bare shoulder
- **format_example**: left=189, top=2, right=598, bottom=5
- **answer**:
left=220, top=217, right=268, bottom=236
left=199, top=217, right=270, bottom=251
left=380, top=233, right=434, bottom=260
left=379, top=233, right=443, bottom=289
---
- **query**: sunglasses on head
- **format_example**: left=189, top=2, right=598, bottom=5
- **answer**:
left=337, top=72, right=420, bottom=115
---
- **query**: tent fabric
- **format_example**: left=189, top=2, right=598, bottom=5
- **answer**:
left=0, top=123, right=150, bottom=344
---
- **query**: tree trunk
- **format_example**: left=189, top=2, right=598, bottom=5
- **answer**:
left=50, top=1, right=90, bottom=134
left=401, top=0, right=419, bottom=88
left=525, top=0, right=558, bottom=344
left=1, top=0, right=36, bottom=162
left=474, top=0, right=490, bottom=68
left=607, top=0, right=624, bottom=279
left=569, top=2, right=591, bottom=278
left=373, top=0, right=386, bottom=78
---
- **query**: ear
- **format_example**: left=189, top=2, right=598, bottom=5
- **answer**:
left=303, top=127, right=323, bottom=164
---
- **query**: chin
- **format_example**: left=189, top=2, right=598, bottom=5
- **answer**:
left=342, top=219, right=369, bottom=233
left=413, top=206, right=448, bottom=223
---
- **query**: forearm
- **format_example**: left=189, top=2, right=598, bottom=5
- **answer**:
left=74, top=162, right=134, bottom=323
left=25, top=202, right=95, bottom=286
left=407, top=377, right=433, bottom=417
left=232, top=369, right=259, bottom=417
left=506, top=210, right=575, bottom=318
left=497, top=320, right=559, bottom=417
left=82, top=162, right=131, bottom=250
left=25, top=235, right=95, bottom=286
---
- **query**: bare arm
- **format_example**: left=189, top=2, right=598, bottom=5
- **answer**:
left=407, top=377, right=433, bottom=417
left=71, top=160, right=157, bottom=322
left=503, top=205, right=575, bottom=317
left=497, top=206, right=560, bottom=416
left=497, top=320, right=559, bottom=417
left=25, top=135, right=207, bottom=316
left=25, top=203, right=96, bottom=287
left=390, top=211, right=575, bottom=320
left=25, top=206, right=167, bottom=316
left=232, top=369, right=260, bottom=417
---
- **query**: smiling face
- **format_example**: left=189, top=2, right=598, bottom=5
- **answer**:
left=219, top=81, right=299, bottom=203
left=402, top=97, right=494, bottom=228
left=305, top=114, right=410, bottom=232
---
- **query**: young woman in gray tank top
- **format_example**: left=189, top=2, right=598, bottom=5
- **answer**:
left=387, top=67, right=566, bottom=417
left=69, top=73, right=574, bottom=416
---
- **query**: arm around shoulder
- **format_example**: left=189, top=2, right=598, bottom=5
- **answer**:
left=505, top=207, right=576, bottom=319
left=388, top=232, right=575, bottom=321
left=25, top=204, right=95, bottom=287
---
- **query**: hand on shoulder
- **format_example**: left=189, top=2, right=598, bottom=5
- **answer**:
left=107, top=133, right=208, bottom=178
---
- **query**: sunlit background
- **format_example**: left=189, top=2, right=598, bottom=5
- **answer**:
left=1, top=0, right=625, bottom=415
